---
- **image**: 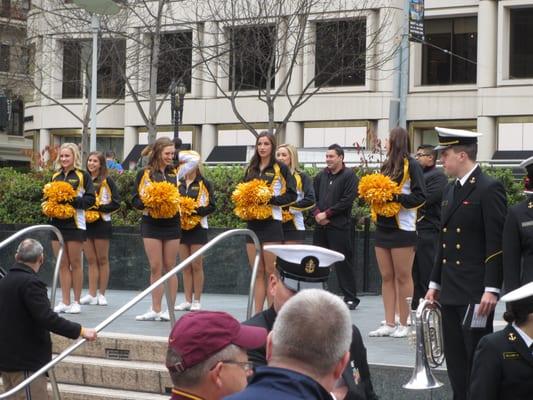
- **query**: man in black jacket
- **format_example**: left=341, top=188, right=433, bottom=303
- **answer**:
left=426, top=127, right=507, bottom=400
left=411, top=144, right=448, bottom=308
left=313, top=144, right=359, bottom=309
left=0, top=239, right=97, bottom=400
left=244, top=244, right=377, bottom=400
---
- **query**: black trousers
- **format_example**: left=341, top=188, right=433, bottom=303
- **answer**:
left=441, top=304, right=494, bottom=400
left=411, top=228, right=440, bottom=309
left=313, top=226, right=358, bottom=302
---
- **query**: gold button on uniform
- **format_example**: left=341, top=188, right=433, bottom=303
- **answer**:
left=456, top=228, right=461, bottom=233
left=456, top=261, right=461, bottom=265
left=443, top=259, right=447, bottom=264
left=443, top=243, right=446, bottom=249
left=456, top=244, right=461, bottom=249
left=443, top=228, right=447, bottom=233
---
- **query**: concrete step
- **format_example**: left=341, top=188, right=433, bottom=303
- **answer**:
left=54, top=383, right=169, bottom=400
left=52, top=332, right=167, bottom=363
left=53, top=355, right=172, bottom=394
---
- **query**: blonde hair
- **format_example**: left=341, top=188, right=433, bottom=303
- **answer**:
left=277, top=144, right=299, bottom=174
left=55, top=143, right=82, bottom=170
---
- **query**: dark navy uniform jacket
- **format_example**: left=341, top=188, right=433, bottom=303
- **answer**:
left=430, top=166, right=507, bottom=305
left=469, top=324, right=533, bottom=400
left=224, top=366, right=333, bottom=400
left=503, top=195, right=533, bottom=291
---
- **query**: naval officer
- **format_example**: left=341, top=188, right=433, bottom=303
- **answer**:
left=425, top=127, right=507, bottom=400
left=503, top=155, right=533, bottom=291
left=469, top=281, right=533, bottom=400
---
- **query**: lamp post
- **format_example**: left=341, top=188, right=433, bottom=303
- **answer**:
left=72, top=0, right=121, bottom=152
left=171, top=79, right=187, bottom=144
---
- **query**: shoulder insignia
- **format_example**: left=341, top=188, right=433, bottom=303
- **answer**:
left=528, top=201, right=533, bottom=209
left=508, top=332, right=517, bottom=342
left=469, top=176, right=476, bottom=184
left=503, top=351, right=520, bottom=360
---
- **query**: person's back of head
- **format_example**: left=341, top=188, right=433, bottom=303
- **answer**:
left=105, top=151, right=116, bottom=160
left=15, top=239, right=44, bottom=269
left=269, top=289, right=351, bottom=386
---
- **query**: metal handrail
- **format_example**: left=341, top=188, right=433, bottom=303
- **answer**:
left=0, top=228, right=261, bottom=399
left=0, top=224, right=65, bottom=400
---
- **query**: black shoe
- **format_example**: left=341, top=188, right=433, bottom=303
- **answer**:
left=345, top=298, right=360, bottom=310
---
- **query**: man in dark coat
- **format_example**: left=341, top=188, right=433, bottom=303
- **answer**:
left=412, top=144, right=448, bottom=307
left=243, top=244, right=377, bottom=400
left=0, top=239, right=97, bottom=400
left=313, top=143, right=359, bottom=309
left=426, top=127, right=507, bottom=400
left=228, top=289, right=352, bottom=400
left=469, top=281, right=533, bottom=400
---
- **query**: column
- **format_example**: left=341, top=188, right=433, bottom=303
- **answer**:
left=202, top=22, right=218, bottom=99
left=477, top=0, right=498, bottom=159
left=200, top=124, right=217, bottom=160
left=123, top=126, right=138, bottom=162
left=284, top=122, right=303, bottom=148
left=191, top=24, right=203, bottom=98
left=376, top=119, right=390, bottom=150
left=39, top=128, right=51, bottom=155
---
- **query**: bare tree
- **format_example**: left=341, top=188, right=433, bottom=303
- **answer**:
left=194, top=0, right=399, bottom=137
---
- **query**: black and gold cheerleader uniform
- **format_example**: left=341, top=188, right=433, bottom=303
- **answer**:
left=86, top=176, right=121, bottom=239
left=179, top=174, right=216, bottom=245
left=244, top=161, right=297, bottom=243
left=132, top=166, right=181, bottom=240
left=48, top=168, right=96, bottom=242
left=282, top=170, right=315, bottom=242
left=374, top=157, right=426, bottom=248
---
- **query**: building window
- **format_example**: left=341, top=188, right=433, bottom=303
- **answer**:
left=228, top=25, right=276, bottom=91
left=156, top=31, right=192, bottom=94
left=62, top=39, right=125, bottom=99
left=510, top=8, right=533, bottom=79
left=58, top=136, right=124, bottom=160
left=1, top=0, right=9, bottom=18
left=315, top=19, right=367, bottom=87
left=8, top=98, right=23, bottom=136
left=422, top=17, right=477, bottom=85
left=0, top=44, right=10, bottom=72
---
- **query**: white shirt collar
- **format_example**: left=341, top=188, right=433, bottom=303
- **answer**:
left=512, top=323, right=533, bottom=349
left=457, top=163, right=479, bottom=187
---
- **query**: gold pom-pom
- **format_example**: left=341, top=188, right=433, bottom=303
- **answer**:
left=282, top=210, right=294, bottom=223
left=42, top=181, right=77, bottom=219
left=231, top=179, right=273, bottom=221
left=358, top=173, right=401, bottom=205
left=359, top=173, right=402, bottom=219
left=85, top=210, right=100, bottom=223
left=374, top=202, right=401, bottom=218
left=42, top=201, right=75, bottom=219
left=141, top=181, right=180, bottom=219
left=43, top=181, right=76, bottom=203
left=179, top=196, right=201, bottom=231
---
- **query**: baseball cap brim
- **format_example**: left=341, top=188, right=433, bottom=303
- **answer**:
left=232, top=324, right=268, bottom=350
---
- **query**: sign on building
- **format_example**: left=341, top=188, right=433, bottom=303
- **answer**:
left=408, top=0, right=425, bottom=42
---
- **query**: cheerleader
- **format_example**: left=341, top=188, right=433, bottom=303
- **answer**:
left=132, top=137, right=199, bottom=321
left=49, top=143, right=96, bottom=314
left=503, top=156, right=533, bottom=291
left=174, top=154, right=215, bottom=312
left=80, top=151, right=121, bottom=306
left=369, top=127, right=426, bottom=338
left=275, top=144, right=315, bottom=243
left=242, top=132, right=297, bottom=313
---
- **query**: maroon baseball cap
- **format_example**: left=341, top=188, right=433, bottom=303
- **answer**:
left=167, top=311, right=267, bottom=372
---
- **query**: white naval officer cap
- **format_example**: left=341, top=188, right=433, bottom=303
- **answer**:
left=434, top=127, right=482, bottom=151
left=263, top=244, right=344, bottom=292
left=501, top=282, right=533, bottom=304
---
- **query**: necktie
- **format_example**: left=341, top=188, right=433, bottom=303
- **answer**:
left=454, top=180, right=461, bottom=199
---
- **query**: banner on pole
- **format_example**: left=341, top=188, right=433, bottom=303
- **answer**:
left=409, top=0, right=425, bottom=42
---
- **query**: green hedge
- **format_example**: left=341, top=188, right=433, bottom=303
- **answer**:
left=0, top=165, right=525, bottom=226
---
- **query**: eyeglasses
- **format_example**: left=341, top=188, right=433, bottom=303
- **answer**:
left=213, top=360, right=255, bottom=374
left=414, top=153, right=431, bottom=159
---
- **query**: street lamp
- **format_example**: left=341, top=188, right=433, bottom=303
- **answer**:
left=171, top=79, right=187, bottom=145
left=72, top=0, right=121, bottom=152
